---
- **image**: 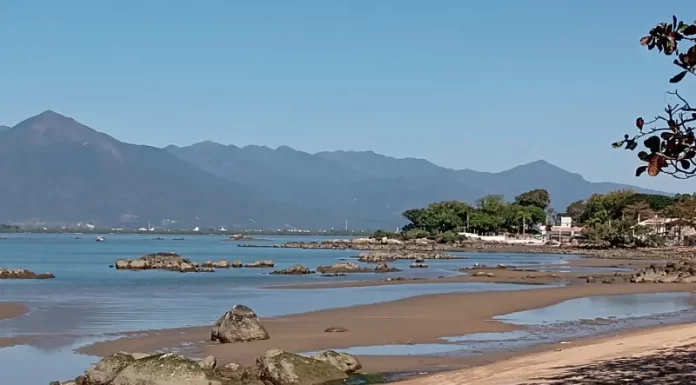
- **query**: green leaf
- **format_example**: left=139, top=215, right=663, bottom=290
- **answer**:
left=612, top=141, right=624, bottom=148
left=635, top=166, right=647, bottom=177
left=670, top=70, right=688, bottom=83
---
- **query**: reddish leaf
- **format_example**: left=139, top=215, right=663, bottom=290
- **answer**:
left=640, top=36, right=653, bottom=46
left=636, top=117, right=645, bottom=130
left=648, top=155, right=666, bottom=176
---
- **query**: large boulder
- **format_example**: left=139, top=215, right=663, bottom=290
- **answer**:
left=84, top=352, right=136, bottom=385
left=211, top=305, right=270, bottom=343
left=256, top=349, right=347, bottom=385
left=110, top=353, right=219, bottom=385
left=270, top=264, right=314, bottom=275
left=312, top=350, right=362, bottom=374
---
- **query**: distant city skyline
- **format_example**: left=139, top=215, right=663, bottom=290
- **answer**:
left=2, top=1, right=696, bottom=193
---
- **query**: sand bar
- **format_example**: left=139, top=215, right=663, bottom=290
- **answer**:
left=80, top=282, right=696, bottom=371
left=0, top=302, right=29, bottom=320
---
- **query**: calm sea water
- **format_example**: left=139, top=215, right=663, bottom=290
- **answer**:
left=0, top=234, right=575, bottom=384
left=0, top=234, right=573, bottom=341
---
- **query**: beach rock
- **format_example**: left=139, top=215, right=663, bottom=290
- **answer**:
left=486, top=272, right=495, bottom=277
left=473, top=271, right=487, bottom=277
left=245, top=260, right=275, bottom=268
left=0, top=268, right=55, bottom=279
left=409, top=262, right=428, bottom=269
left=316, top=262, right=371, bottom=274
left=124, top=352, right=152, bottom=360
left=201, top=260, right=231, bottom=269
left=586, top=276, right=595, bottom=283
left=374, top=262, right=400, bottom=273
left=84, top=352, right=136, bottom=385
left=312, top=350, right=361, bottom=374
left=198, top=355, right=217, bottom=371
left=357, top=250, right=458, bottom=263
left=110, top=353, right=218, bottom=385
left=270, top=264, right=314, bottom=275
left=114, top=252, right=205, bottom=273
left=324, top=327, right=347, bottom=333
left=256, top=349, right=347, bottom=385
left=232, top=260, right=243, bottom=268
left=211, top=305, right=270, bottom=343
left=223, top=362, right=242, bottom=372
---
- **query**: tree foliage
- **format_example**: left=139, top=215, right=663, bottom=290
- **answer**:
left=613, top=16, right=696, bottom=178
left=515, top=189, right=551, bottom=209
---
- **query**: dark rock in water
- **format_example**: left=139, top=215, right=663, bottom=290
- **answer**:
left=321, top=273, right=346, bottom=277
left=256, top=349, right=347, bottom=385
left=317, top=262, right=371, bottom=274
left=245, top=260, right=275, bottom=268
left=409, top=262, right=428, bottom=269
left=271, top=264, right=315, bottom=275
left=324, top=327, right=348, bottom=333
left=211, top=305, right=270, bottom=343
left=0, top=268, right=55, bottom=280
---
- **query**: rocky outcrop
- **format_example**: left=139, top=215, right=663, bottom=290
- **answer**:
left=245, top=260, right=275, bottom=268
left=631, top=261, right=696, bottom=283
left=270, top=264, right=314, bottom=275
left=409, top=262, right=428, bottom=268
left=358, top=250, right=460, bottom=262
left=232, top=260, right=243, bottom=268
left=84, top=352, right=136, bottom=385
left=312, top=350, right=362, bottom=374
left=198, top=355, right=217, bottom=371
left=0, top=268, right=55, bottom=279
left=111, top=353, right=216, bottom=385
left=256, top=349, right=347, bottom=385
left=316, top=262, right=371, bottom=274
left=115, top=252, right=203, bottom=273
left=374, top=262, right=400, bottom=272
left=201, top=260, right=230, bottom=269
left=211, top=305, right=270, bottom=343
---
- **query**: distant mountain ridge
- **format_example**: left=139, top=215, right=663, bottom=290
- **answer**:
left=0, top=110, right=669, bottom=229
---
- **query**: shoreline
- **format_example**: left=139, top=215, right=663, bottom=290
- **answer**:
left=79, top=282, right=696, bottom=373
left=397, top=321, right=696, bottom=385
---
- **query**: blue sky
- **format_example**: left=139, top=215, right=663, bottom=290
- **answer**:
left=1, top=1, right=695, bottom=193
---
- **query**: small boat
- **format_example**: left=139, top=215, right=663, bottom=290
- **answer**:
left=95, top=236, right=105, bottom=242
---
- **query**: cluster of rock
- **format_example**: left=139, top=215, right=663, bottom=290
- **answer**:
left=357, top=250, right=460, bottom=262
left=51, top=349, right=361, bottom=385
left=201, top=260, right=243, bottom=269
left=316, top=262, right=399, bottom=274
left=270, top=264, right=315, bottom=275
left=115, top=253, right=278, bottom=273
left=115, top=252, right=205, bottom=273
left=631, top=262, right=696, bottom=283
left=0, top=268, right=55, bottom=279
left=240, top=237, right=439, bottom=251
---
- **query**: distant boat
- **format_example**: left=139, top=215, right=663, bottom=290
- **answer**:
left=95, top=236, right=105, bottom=242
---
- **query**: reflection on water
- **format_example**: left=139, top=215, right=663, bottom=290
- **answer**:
left=322, top=293, right=696, bottom=357
left=0, top=343, right=99, bottom=385
left=496, top=292, right=696, bottom=325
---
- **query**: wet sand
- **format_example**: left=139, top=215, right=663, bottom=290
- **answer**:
left=0, top=302, right=28, bottom=320
left=80, top=282, right=696, bottom=372
left=398, top=322, right=696, bottom=385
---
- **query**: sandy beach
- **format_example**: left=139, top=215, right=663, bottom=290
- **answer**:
left=81, top=282, right=696, bottom=373
left=399, top=322, right=696, bottom=385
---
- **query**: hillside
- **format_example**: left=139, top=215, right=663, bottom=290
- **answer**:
left=0, top=111, right=340, bottom=229
left=168, top=144, right=668, bottom=227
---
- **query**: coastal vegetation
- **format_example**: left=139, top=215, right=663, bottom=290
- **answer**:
left=374, top=188, right=696, bottom=248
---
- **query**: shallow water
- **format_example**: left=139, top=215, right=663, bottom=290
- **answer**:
left=329, top=292, right=696, bottom=357
left=0, top=234, right=578, bottom=384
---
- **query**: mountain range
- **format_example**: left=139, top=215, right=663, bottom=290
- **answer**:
left=0, top=110, right=667, bottom=230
